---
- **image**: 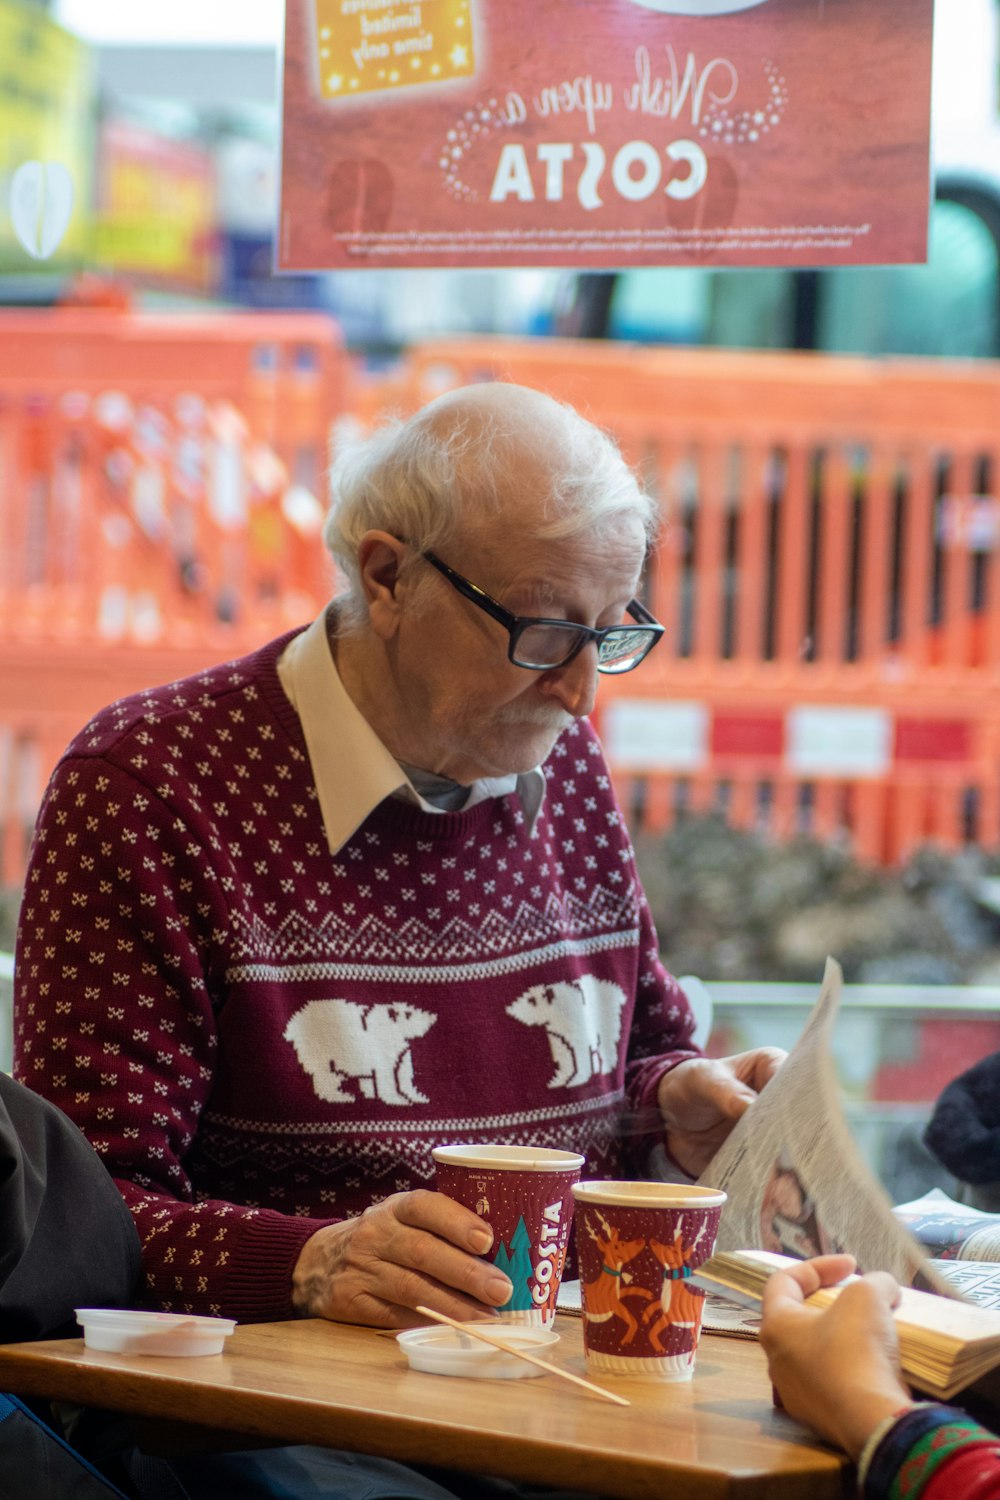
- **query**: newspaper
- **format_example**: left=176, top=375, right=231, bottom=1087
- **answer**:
left=695, top=956, right=956, bottom=1297
left=558, top=1272, right=764, bottom=1336
left=557, top=1277, right=764, bottom=1338
left=895, top=1189, right=1000, bottom=1263
left=931, top=1260, right=1000, bottom=1312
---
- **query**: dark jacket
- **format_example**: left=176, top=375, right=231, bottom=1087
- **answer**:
left=0, top=1073, right=140, bottom=1341
left=923, top=1050, right=1000, bottom=1194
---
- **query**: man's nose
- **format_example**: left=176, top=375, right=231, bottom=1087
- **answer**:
left=538, top=643, right=599, bottom=718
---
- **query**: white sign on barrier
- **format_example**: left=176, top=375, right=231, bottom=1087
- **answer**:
left=603, top=700, right=709, bottom=771
left=786, top=706, right=892, bottom=777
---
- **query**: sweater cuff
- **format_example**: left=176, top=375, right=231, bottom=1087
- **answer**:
left=860, top=1403, right=988, bottom=1500
left=648, top=1140, right=698, bottom=1184
left=224, top=1210, right=335, bottom=1322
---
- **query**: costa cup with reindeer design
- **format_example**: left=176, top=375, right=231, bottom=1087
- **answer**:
left=571, top=1181, right=727, bottom=1379
left=433, top=1144, right=585, bottom=1326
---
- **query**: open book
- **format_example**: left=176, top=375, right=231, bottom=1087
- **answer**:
left=691, top=1249, right=1000, bottom=1402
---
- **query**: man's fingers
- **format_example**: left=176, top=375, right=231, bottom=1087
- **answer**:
left=383, top=1221, right=513, bottom=1307
left=724, top=1047, right=788, bottom=1088
left=303, top=1194, right=516, bottom=1329
left=660, top=1050, right=786, bottom=1135
left=337, top=1263, right=508, bottom=1330
left=350, top=1192, right=513, bottom=1313
left=720, top=1080, right=758, bottom=1120
left=660, top=1059, right=740, bottom=1127
left=754, top=1056, right=784, bottom=1089
left=389, top=1264, right=509, bottom=1324
left=392, top=1187, right=494, bottom=1254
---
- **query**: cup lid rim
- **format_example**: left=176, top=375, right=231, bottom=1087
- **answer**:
left=432, top=1144, right=586, bottom=1171
left=74, top=1308, right=237, bottom=1332
left=396, top=1324, right=560, bottom=1352
left=571, top=1180, right=727, bottom=1207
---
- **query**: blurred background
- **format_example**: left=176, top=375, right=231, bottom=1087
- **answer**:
left=3, top=0, right=1000, bottom=1201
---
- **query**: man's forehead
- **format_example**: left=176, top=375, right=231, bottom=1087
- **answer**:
left=470, top=520, right=646, bottom=595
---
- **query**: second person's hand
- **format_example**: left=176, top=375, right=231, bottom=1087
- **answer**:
left=759, top=1254, right=913, bottom=1459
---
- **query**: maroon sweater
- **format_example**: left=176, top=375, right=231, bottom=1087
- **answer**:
left=13, top=630, right=698, bottom=1321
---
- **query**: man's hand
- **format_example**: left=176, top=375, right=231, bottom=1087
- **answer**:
left=657, top=1047, right=786, bottom=1177
left=291, top=1189, right=513, bottom=1329
left=759, top=1255, right=912, bottom=1458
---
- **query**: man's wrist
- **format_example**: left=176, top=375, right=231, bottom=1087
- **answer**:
left=648, top=1141, right=697, bottom=1184
left=291, top=1221, right=346, bottom=1316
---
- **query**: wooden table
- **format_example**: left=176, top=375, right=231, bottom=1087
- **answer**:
left=0, top=1317, right=850, bottom=1499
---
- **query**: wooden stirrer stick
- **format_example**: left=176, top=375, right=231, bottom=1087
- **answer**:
left=413, top=1306, right=630, bottom=1407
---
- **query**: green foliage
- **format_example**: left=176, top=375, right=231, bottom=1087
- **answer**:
left=634, top=815, right=1000, bottom=985
left=0, top=886, right=20, bottom=955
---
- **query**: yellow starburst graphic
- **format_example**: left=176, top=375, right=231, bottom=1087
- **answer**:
left=313, top=0, right=476, bottom=101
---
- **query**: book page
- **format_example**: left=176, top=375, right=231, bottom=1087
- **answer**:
left=696, top=957, right=955, bottom=1295
left=693, top=1249, right=1000, bottom=1394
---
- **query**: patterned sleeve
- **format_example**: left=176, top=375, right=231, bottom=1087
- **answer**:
left=622, top=871, right=702, bottom=1176
left=861, top=1403, right=1000, bottom=1500
left=13, top=751, right=327, bottom=1321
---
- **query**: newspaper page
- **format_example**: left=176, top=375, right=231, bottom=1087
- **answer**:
left=931, top=1260, right=1000, bottom=1312
left=895, top=1189, right=1000, bottom=1263
left=696, top=956, right=955, bottom=1297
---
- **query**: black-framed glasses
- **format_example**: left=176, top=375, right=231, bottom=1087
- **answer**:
left=417, top=548, right=664, bottom=674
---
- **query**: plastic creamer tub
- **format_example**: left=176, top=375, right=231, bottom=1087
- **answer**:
left=396, top=1323, right=558, bottom=1379
left=75, top=1308, right=236, bottom=1357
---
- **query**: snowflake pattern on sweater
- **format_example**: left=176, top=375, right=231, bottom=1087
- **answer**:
left=13, top=630, right=697, bottom=1322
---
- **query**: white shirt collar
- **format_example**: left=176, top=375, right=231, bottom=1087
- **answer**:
left=277, top=609, right=546, bottom=855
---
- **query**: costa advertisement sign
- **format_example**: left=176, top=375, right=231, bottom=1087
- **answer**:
left=278, top=0, right=933, bottom=270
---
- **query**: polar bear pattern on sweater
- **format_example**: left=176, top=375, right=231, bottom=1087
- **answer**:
left=507, top=977, right=627, bottom=1088
left=284, top=999, right=437, bottom=1106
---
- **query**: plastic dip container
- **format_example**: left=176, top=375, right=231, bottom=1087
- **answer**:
left=396, top=1323, right=558, bottom=1379
left=75, top=1308, right=236, bottom=1357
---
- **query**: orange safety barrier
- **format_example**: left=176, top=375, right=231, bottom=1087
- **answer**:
left=0, top=304, right=350, bottom=885
left=364, top=338, right=1000, bottom=865
left=8, top=325, right=1000, bottom=880
left=0, top=304, right=347, bottom=641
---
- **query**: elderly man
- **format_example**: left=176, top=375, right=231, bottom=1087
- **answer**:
left=14, top=383, right=781, bottom=1347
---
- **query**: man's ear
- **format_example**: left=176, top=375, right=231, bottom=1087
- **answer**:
left=356, top=532, right=408, bottom=639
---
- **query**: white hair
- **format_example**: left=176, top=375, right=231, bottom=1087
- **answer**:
left=323, top=383, right=657, bottom=631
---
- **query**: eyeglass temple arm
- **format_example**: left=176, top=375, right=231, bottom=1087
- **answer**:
left=421, top=549, right=519, bottom=630
left=626, top=597, right=663, bottom=630
left=421, top=542, right=661, bottom=637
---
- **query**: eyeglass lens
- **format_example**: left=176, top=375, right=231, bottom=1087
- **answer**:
left=512, top=621, right=657, bottom=672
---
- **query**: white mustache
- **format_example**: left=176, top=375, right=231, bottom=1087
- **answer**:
left=492, top=705, right=575, bottom=732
